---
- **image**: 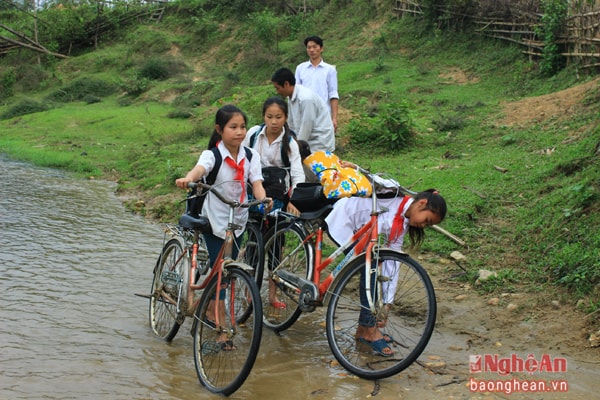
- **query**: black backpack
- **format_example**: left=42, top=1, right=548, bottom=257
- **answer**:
left=186, top=146, right=253, bottom=218
left=248, top=125, right=297, bottom=200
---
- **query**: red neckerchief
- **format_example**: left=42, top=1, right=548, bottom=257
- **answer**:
left=223, top=154, right=245, bottom=202
left=389, top=195, right=411, bottom=243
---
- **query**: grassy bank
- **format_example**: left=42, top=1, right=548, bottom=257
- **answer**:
left=0, top=2, right=598, bottom=315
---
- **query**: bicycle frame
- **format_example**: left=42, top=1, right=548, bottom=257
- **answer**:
left=160, top=185, right=260, bottom=324
left=275, top=193, right=389, bottom=309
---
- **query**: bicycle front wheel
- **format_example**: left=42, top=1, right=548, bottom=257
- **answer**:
left=326, top=250, right=436, bottom=380
left=261, top=221, right=313, bottom=332
left=149, top=238, right=187, bottom=341
left=192, top=266, right=263, bottom=396
left=238, top=219, right=264, bottom=287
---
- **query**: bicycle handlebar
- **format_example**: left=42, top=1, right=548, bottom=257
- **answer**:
left=187, top=181, right=270, bottom=209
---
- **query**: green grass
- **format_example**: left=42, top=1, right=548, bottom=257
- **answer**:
left=0, top=1, right=598, bottom=311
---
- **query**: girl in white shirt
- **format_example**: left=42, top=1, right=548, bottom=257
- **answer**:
left=326, top=175, right=447, bottom=356
left=176, top=104, right=272, bottom=348
left=243, top=96, right=305, bottom=215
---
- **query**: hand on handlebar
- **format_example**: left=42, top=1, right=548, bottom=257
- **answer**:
left=176, top=178, right=194, bottom=190
left=262, top=197, right=274, bottom=212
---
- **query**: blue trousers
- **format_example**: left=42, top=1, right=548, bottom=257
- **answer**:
left=203, top=232, right=242, bottom=299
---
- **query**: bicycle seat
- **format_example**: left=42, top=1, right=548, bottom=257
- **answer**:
left=298, top=204, right=334, bottom=221
left=178, top=213, right=212, bottom=233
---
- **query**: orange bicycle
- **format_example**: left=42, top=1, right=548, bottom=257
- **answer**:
left=148, top=181, right=267, bottom=395
left=258, top=172, right=437, bottom=380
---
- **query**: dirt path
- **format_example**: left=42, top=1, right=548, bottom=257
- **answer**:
left=251, top=252, right=599, bottom=399
left=375, top=254, right=600, bottom=399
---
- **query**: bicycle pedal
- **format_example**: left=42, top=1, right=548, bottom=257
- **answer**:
left=377, top=275, right=391, bottom=282
left=161, top=270, right=183, bottom=286
left=197, top=247, right=209, bottom=261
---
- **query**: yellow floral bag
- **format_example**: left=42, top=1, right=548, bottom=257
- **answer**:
left=303, top=151, right=372, bottom=199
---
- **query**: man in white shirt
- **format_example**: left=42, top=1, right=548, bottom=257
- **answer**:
left=295, top=36, right=339, bottom=132
left=271, top=67, right=335, bottom=153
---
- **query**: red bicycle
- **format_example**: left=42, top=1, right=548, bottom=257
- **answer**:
left=257, top=171, right=437, bottom=380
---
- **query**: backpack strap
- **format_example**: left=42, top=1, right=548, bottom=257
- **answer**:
left=244, top=146, right=253, bottom=162
left=249, top=124, right=264, bottom=148
left=205, top=147, right=222, bottom=185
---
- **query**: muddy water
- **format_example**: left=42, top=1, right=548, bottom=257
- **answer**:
left=0, top=157, right=374, bottom=400
left=1, top=156, right=597, bottom=400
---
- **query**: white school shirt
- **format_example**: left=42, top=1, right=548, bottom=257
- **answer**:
left=197, top=141, right=263, bottom=239
left=287, top=84, right=335, bottom=153
left=325, top=195, right=414, bottom=304
left=242, top=125, right=305, bottom=193
left=295, top=59, right=339, bottom=114
left=325, top=196, right=413, bottom=250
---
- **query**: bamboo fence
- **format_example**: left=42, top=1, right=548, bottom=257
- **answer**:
left=393, top=0, right=600, bottom=69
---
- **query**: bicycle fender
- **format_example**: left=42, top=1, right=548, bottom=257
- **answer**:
left=223, top=260, right=255, bottom=273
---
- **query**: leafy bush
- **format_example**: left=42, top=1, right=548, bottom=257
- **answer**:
left=346, top=101, right=414, bottom=150
left=0, top=67, right=16, bottom=99
left=45, top=78, right=117, bottom=103
left=432, top=112, right=466, bottom=132
left=537, top=0, right=568, bottom=75
left=167, top=109, right=195, bottom=119
left=1, top=99, right=49, bottom=120
left=138, top=58, right=178, bottom=81
left=120, top=76, right=150, bottom=97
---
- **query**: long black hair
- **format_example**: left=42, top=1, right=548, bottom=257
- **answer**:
left=407, top=189, right=447, bottom=248
left=207, top=104, right=248, bottom=149
left=262, top=96, right=294, bottom=158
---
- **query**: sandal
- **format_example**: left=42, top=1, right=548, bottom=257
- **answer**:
left=358, top=337, right=394, bottom=357
left=382, top=333, right=394, bottom=344
left=270, top=301, right=287, bottom=309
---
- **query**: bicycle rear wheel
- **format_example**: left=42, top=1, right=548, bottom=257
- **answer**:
left=192, top=266, right=263, bottom=396
left=326, top=250, right=436, bottom=380
left=260, top=222, right=313, bottom=332
left=149, top=238, right=187, bottom=341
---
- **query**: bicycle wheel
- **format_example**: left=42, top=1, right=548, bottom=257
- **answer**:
left=326, top=250, right=436, bottom=380
left=238, top=219, right=264, bottom=287
left=260, top=221, right=313, bottom=332
left=149, top=238, right=187, bottom=341
left=192, top=266, right=263, bottom=396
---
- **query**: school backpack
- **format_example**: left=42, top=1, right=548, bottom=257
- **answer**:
left=185, top=146, right=253, bottom=218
